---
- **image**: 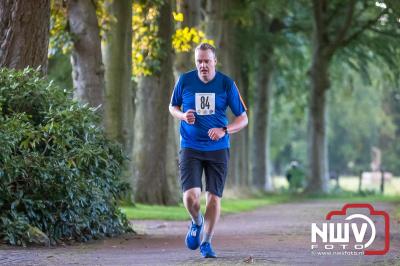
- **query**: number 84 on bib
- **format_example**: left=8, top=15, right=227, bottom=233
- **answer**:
left=195, top=93, right=215, bottom=115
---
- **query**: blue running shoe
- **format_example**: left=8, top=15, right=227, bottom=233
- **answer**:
left=185, top=215, right=203, bottom=250
left=200, top=242, right=217, bottom=258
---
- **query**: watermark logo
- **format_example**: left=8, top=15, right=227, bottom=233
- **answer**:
left=311, top=203, right=390, bottom=255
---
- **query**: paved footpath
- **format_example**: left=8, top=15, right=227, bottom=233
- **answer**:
left=0, top=200, right=399, bottom=265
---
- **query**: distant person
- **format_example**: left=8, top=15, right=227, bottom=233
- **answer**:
left=285, top=160, right=306, bottom=191
left=169, top=43, right=248, bottom=258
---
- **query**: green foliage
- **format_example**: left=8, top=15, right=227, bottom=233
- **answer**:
left=382, top=86, right=400, bottom=173
left=267, top=0, right=400, bottom=176
left=48, top=53, right=73, bottom=89
left=0, top=68, right=131, bottom=246
left=328, top=48, right=399, bottom=174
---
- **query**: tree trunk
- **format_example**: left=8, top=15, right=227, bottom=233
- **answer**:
left=305, top=0, right=333, bottom=194
left=166, top=114, right=180, bottom=203
left=249, top=10, right=276, bottom=192
left=305, top=51, right=330, bottom=193
left=167, top=0, right=203, bottom=203
left=205, top=0, right=250, bottom=189
left=218, top=5, right=242, bottom=189
left=205, top=0, right=226, bottom=52
left=134, top=0, right=178, bottom=205
left=239, top=71, right=251, bottom=187
left=173, top=0, right=201, bottom=148
left=305, top=0, right=382, bottom=193
left=101, top=0, right=135, bottom=200
left=67, top=0, right=104, bottom=109
left=228, top=70, right=248, bottom=189
left=102, top=0, right=134, bottom=152
left=251, top=52, right=274, bottom=191
left=0, top=0, right=50, bottom=73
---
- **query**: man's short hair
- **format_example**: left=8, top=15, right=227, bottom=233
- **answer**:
left=195, top=43, right=216, bottom=58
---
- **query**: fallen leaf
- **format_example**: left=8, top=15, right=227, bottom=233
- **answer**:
left=243, top=256, right=254, bottom=263
left=155, top=223, right=167, bottom=229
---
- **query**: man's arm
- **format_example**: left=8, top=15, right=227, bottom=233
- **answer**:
left=208, top=112, right=248, bottom=141
left=169, top=105, right=196, bottom=125
left=226, top=112, right=248, bottom=134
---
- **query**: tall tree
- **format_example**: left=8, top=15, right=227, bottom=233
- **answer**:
left=102, top=0, right=134, bottom=152
left=0, top=0, right=50, bottom=73
left=237, top=1, right=287, bottom=191
left=133, top=0, right=178, bottom=205
left=250, top=11, right=277, bottom=192
left=167, top=0, right=203, bottom=203
left=101, top=0, right=135, bottom=199
left=67, top=0, right=104, bottom=108
left=205, top=0, right=251, bottom=189
left=305, top=0, right=391, bottom=193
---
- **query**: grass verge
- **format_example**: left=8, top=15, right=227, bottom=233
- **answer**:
left=120, top=191, right=400, bottom=221
left=120, top=194, right=291, bottom=220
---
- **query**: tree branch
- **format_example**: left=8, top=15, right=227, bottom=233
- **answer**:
left=368, top=27, right=400, bottom=39
left=327, top=0, right=355, bottom=55
left=312, top=0, right=325, bottom=39
left=340, top=9, right=389, bottom=48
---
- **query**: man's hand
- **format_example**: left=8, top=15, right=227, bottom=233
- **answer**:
left=208, top=127, right=226, bottom=141
left=182, top=109, right=196, bottom=125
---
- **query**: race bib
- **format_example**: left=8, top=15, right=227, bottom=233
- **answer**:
left=195, top=93, right=215, bottom=115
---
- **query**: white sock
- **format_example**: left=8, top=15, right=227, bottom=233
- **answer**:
left=192, top=212, right=203, bottom=226
left=202, top=233, right=213, bottom=244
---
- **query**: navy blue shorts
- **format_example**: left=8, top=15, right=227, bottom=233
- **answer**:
left=179, top=148, right=230, bottom=197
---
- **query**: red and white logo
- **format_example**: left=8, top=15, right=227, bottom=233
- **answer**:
left=311, top=203, right=390, bottom=255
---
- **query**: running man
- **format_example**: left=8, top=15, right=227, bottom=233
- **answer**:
left=169, top=43, right=248, bottom=258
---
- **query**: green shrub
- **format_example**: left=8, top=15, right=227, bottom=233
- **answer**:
left=0, top=68, right=131, bottom=246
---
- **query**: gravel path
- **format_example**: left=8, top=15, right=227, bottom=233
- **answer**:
left=0, top=200, right=399, bottom=265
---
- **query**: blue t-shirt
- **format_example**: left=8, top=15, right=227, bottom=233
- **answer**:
left=170, top=70, right=247, bottom=151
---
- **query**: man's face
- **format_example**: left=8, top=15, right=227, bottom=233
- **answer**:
left=195, top=49, right=217, bottom=82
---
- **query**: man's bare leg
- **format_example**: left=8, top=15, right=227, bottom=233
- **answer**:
left=203, top=191, right=221, bottom=243
left=183, top=187, right=202, bottom=223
